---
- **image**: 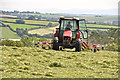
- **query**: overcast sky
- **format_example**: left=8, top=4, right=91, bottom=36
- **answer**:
left=0, top=0, right=119, bottom=15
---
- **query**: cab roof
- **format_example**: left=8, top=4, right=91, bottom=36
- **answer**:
left=59, top=16, right=85, bottom=21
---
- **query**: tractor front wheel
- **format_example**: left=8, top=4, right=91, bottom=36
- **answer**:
left=53, top=40, right=59, bottom=50
left=75, top=40, right=81, bottom=52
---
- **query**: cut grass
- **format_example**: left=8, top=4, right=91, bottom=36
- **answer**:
left=0, top=27, right=21, bottom=39
left=1, top=46, right=118, bottom=78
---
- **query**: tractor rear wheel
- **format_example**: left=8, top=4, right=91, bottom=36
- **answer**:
left=53, top=40, right=59, bottom=50
left=75, top=40, right=81, bottom=52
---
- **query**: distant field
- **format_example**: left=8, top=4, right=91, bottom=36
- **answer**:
left=24, top=20, right=58, bottom=25
left=86, top=24, right=118, bottom=28
left=2, top=22, right=43, bottom=31
left=0, top=27, right=20, bottom=39
left=28, top=26, right=59, bottom=36
left=15, top=13, right=62, bottom=18
left=1, top=18, right=118, bottom=37
left=78, top=16, right=117, bottom=22
left=28, top=24, right=118, bottom=36
left=2, top=18, right=118, bottom=32
left=1, top=18, right=18, bottom=22
left=1, top=18, right=58, bottom=26
left=86, top=24, right=118, bottom=31
left=2, top=46, right=118, bottom=78
left=19, top=13, right=117, bottom=22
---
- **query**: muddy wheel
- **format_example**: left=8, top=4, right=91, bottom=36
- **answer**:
left=102, top=47, right=104, bottom=50
left=97, top=48, right=100, bottom=51
left=60, top=47, right=62, bottom=50
left=94, top=47, right=97, bottom=52
left=75, top=40, right=81, bottom=52
left=53, top=40, right=59, bottom=50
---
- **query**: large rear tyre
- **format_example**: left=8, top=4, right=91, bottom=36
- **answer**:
left=53, top=40, right=59, bottom=50
left=75, top=40, right=81, bottom=52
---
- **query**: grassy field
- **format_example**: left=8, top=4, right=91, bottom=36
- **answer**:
left=1, top=18, right=19, bottom=22
left=78, top=16, right=117, bottom=22
left=29, top=26, right=59, bottom=36
left=0, top=27, right=20, bottom=39
left=1, top=46, right=118, bottom=78
left=2, top=22, right=43, bottom=31
left=86, top=24, right=118, bottom=28
left=24, top=20, right=58, bottom=25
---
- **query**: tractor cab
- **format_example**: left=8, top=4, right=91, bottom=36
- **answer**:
left=53, top=17, right=88, bottom=51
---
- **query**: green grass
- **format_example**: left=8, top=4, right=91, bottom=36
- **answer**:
left=0, top=27, right=21, bottom=39
left=2, top=46, right=118, bottom=78
left=2, top=22, right=42, bottom=31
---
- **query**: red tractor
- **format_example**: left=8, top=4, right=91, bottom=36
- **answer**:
left=53, top=17, right=88, bottom=51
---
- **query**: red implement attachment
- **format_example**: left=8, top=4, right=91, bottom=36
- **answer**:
left=39, top=40, right=53, bottom=49
left=39, top=42, right=52, bottom=45
left=88, top=44, right=102, bottom=52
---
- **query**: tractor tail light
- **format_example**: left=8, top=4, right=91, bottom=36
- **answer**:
left=77, top=31, right=80, bottom=39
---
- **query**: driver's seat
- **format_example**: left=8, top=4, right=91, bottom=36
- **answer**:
left=65, top=27, right=71, bottom=30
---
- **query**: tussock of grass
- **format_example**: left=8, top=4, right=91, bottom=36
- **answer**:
left=49, top=62, right=63, bottom=67
left=12, top=47, right=18, bottom=49
left=45, top=72, right=53, bottom=77
left=31, top=72, right=42, bottom=75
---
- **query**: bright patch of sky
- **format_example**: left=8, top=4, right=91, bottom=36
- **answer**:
left=0, top=0, right=119, bottom=15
